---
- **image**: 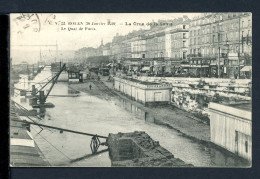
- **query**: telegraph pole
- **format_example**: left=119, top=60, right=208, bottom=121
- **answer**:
left=218, top=46, right=220, bottom=78
left=238, top=16, right=241, bottom=79
left=217, top=31, right=220, bottom=78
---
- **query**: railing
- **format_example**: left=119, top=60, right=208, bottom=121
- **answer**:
left=188, top=54, right=202, bottom=58
left=188, top=53, right=228, bottom=59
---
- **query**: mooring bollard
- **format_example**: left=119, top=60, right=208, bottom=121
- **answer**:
left=39, top=104, right=46, bottom=117
left=29, top=97, right=37, bottom=105
left=39, top=91, right=45, bottom=104
left=20, top=90, right=26, bottom=96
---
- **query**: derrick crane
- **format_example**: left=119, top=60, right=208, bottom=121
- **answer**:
left=30, top=64, right=66, bottom=107
left=35, top=64, right=66, bottom=103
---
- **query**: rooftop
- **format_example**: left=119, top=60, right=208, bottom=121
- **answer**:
left=121, top=77, right=160, bottom=85
left=128, top=78, right=160, bottom=85
left=208, top=102, right=251, bottom=120
left=226, top=102, right=251, bottom=112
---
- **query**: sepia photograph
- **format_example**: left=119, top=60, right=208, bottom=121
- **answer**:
left=9, top=13, right=252, bottom=167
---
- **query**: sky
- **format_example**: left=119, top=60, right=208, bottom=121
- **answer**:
left=10, top=13, right=200, bottom=64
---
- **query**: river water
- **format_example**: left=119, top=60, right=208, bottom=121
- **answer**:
left=13, top=66, right=248, bottom=167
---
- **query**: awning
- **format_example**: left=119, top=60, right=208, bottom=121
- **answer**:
left=228, top=53, right=239, bottom=60
left=106, top=63, right=112, bottom=66
left=240, top=66, right=252, bottom=72
left=141, top=66, right=150, bottom=71
left=210, top=61, right=217, bottom=66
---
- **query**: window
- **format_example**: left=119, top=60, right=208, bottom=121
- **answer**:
left=183, top=33, right=187, bottom=39
left=183, top=40, right=187, bottom=47
left=183, top=52, right=187, bottom=59
left=248, top=19, right=251, bottom=27
left=183, top=25, right=186, bottom=29
left=242, top=21, right=244, bottom=28
left=219, top=24, right=223, bottom=31
left=245, top=141, right=248, bottom=153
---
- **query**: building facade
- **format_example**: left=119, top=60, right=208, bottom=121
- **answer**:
left=188, top=13, right=252, bottom=78
left=74, top=13, right=251, bottom=78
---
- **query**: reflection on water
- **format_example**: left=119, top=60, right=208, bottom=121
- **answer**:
left=13, top=67, right=249, bottom=167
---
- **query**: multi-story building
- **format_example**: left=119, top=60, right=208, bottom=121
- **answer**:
left=164, top=18, right=190, bottom=61
left=145, top=27, right=165, bottom=59
left=111, top=34, right=124, bottom=62
left=131, top=35, right=146, bottom=59
left=188, top=12, right=252, bottom=78
left=102, top=43, right=112, bottom=56
left=74, top=13, right=251, bottom=78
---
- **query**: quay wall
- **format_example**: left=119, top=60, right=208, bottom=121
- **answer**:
left=10, top=103, right=49, bottom=166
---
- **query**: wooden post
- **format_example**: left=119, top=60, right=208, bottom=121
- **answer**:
left=40, top=105, right=46, bottom=114
left=39, top=91, right=45, bottom=104
left=29, top=97, right=37, bottom=106
left=31, top=85, right=36, bottom=96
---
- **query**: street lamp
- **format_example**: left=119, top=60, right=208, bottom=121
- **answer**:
left=224, top=40, right=230, bottom=78
left=217, top=33, right=221, bottom=78
left=160, top=51, right=163, bottom=75
left=236, top=45, right=240, bottom=79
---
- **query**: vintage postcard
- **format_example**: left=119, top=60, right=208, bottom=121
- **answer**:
left=10, top=13, right=252, bottom=167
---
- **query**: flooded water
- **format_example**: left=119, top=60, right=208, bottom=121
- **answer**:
left=13, top=66, right=249, bottom=167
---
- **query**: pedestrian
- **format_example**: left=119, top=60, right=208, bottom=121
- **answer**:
left=89, top=84, right=92, bottom=90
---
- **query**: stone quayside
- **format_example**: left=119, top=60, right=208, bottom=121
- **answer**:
left=107, top=131, right=193, bottom=167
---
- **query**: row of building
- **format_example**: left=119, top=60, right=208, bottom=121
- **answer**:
left=75, top=13, right=252, bottom=78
